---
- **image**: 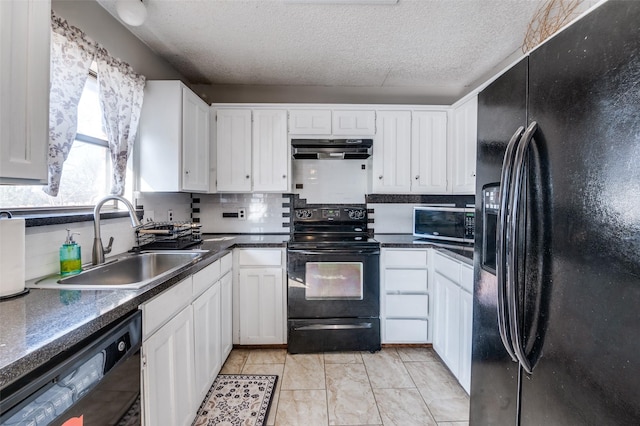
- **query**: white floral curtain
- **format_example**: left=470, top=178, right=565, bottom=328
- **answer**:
left=45, top=11, right=145, bottom=197
left=44, top=12, right=96, bottom=196
left=95, top=48, right=145, bottom=196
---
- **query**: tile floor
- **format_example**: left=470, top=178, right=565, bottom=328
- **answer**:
left=218, top=347, right=470, bottom=426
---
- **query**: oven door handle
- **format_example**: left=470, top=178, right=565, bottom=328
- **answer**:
left=293, top=323, right=373, bottom=331
left=287, top=249, right=380, bottom=256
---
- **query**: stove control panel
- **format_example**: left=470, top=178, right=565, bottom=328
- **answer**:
left=293, top=206, right=367, bottom=223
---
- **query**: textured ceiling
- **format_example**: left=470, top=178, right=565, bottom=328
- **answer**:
left=96, top=0, right=593, bottom=101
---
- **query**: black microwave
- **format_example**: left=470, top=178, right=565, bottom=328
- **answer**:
left=413, top=206, right=475, bottom=243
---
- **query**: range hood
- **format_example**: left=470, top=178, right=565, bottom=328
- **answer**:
left=291, top=139, right=373, bottom=159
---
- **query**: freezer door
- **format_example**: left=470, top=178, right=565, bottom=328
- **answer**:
left=521, top=1, right=640, bottom=424
left=470, top=58, right=528, bottom=425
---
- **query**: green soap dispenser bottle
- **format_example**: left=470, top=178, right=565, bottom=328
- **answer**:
left=60, top=229, right=82, bottom=276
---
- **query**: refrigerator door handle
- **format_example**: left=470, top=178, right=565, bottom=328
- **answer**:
left=496, top=125, right=524, bottom=363
left=507, top=121, right=538, bottom=375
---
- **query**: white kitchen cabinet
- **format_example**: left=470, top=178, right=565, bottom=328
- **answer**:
left=332, top=110, right=376, bottom=136
left=220, top=252, right=233, bottom=359
left=381, top=248, right=430, bottom=343
left=432, top=251, right=474, bottom=393
left=252, top=110, right=289, bottom=192
left=215, top=108, right=252, bottom=192
left=193, top=282, right=222, bottom=402
left=235, top=248, right=286, bottom=345
left=215, top=108, right=289, bottom=192
left=373, top=111, right=412, bottom=193
left=0, top=0, right=50, bottom=184
left=142, top=305, right=196, bottom=426
left=288, top=109, right=332, bottom=135
left=373, top=110, right=448, bottom=194
left=220, top=270, right=233, bottom=358
left=182, top=88, right=210, bottom=192
left=450, top=96, right=478, bottom=194
left=138, top=81, right=210, bottom=192
left=412, top=111, right=448, bottom=193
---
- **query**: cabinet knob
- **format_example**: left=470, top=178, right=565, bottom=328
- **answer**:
left=246, top=175, right=250, bottom=179
left=378, top=175, right=383, bottom=180
left=282, top=174, right=287, bottom=179
left=415, top=175, right=419, bottom=180
left=185, top=170, right=190, bottom=175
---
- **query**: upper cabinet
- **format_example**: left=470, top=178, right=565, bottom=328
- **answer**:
left=288, top=110, right=331, bottom=135
left=289, top=109, right=376, bottom=136
left=450, top=96, right=478, bottom=194
left=138, top=81, right=210, bottom=192
left=214, top=108, right=289, bottom=193
left=0, top=0, right=50, bottom=184
left=373, top=110, right=448, bottom=194
left=373, top=111, right=412, bottom=193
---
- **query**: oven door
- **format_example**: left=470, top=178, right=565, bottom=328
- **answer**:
left=287, top=247, right=380, bottom=319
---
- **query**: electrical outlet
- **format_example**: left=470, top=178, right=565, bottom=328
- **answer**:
left=238, top=208, right=246, bottom=220
left=168, top=209, right=173, bottom=221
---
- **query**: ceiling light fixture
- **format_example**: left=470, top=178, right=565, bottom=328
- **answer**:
left=116, top=0, right=147, bottom=27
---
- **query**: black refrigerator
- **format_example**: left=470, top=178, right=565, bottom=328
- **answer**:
left=470, top=1, right=640, bottom=424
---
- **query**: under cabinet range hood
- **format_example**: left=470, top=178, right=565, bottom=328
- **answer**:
left=291, top=139, right=373, bottom=159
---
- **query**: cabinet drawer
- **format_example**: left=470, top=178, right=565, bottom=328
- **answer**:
left=142, top=277, right=192, bottom=339
left=386, top=294, right=429, bottom=318
left=384, top=249, right=428, bottom=267
left=460, top=264, right=473, bottom=293
left=237, top=249, right=282, bottom=266
left=192, top=260, right=221, bottom=297
left=385, top=269, right=428, bottom=293
left=385, top=319, right=429, bottom=343
left=433, top=252, right=461, bottom=283
left=220, top=252, right=232, bottom=273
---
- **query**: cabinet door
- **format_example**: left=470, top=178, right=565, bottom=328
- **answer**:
left=142, top=305, right=196, bottom=426
left=0, top=0, right=49, bottom=184
left=332, top=110, right=376, bottom=136
left=216, top=109, right=252, bottom=192
left=288, top=109, right=331, bottom=135
left=252, top=110, right=289, bottom=192
left=220, top=271, right=233, bottom=359
left=459, top=289, right=473, bottom=394
left=182, top=88, right=210, bottom=192
left=193, top=283, right=221, bottom=401
left=411, top=111, right=448, bottom=193
left=451, top=96, right=478, bottom=194
left=238, top=267, right=284, bottom=344
left=431, top=270, right=446, bottom=354
left=373, top=111, right=412, bottom=193
left=442, top=273, right=461, bottom=377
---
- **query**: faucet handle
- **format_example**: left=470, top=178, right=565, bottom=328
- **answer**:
left=104, top=236, right=114, bottom=255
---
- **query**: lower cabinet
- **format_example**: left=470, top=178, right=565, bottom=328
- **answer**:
left=142, top=304, right=196, bottom=426
left=193, top=283, right=222, bottom=401
left=381, top=248, right=430, bottom=343
left=432, top=251, right=473, bottom=393
left=235, top=248, right=286, bottom=345
left=141, top=253, right=233, bottom=426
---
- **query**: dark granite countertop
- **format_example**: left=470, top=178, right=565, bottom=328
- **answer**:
left=0, top=234, right=289, bottom=390
left=374, top=234, right=474, bottom=266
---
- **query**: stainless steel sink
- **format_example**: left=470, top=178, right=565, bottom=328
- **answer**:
left=29, top=250, right=207, bottom=290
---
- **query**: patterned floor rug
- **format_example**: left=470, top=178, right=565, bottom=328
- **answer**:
left=193, top=374, right=278, bottom=426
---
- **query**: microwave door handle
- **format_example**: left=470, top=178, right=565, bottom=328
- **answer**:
left=496, top=125, right=524, bottom=363
left=507, top=121, right=538, bottom=375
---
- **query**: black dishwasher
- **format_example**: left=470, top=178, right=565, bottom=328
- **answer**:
left=0, top=311, right=142, bottom=426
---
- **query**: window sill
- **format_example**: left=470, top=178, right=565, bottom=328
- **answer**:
left=17, top=210, right=144, bottom=228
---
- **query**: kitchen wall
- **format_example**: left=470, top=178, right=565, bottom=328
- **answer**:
left=195, top=193, right=289, bottom=234
left=25, top=218, right=136, bottom=280
left=292, top=160, right=371, bottom=205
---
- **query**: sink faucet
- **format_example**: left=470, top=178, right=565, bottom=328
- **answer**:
left=92, top=195, right=142, bottom=265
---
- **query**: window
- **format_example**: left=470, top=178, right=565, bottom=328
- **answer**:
left=0, top=70, right=121, bottom=210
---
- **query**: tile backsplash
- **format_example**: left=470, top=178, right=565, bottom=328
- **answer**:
left=24, top=218, right=136, bottom=280
left=195, top=193, right=289, bottom=234
left=292, top=159, right=371, bottom=204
